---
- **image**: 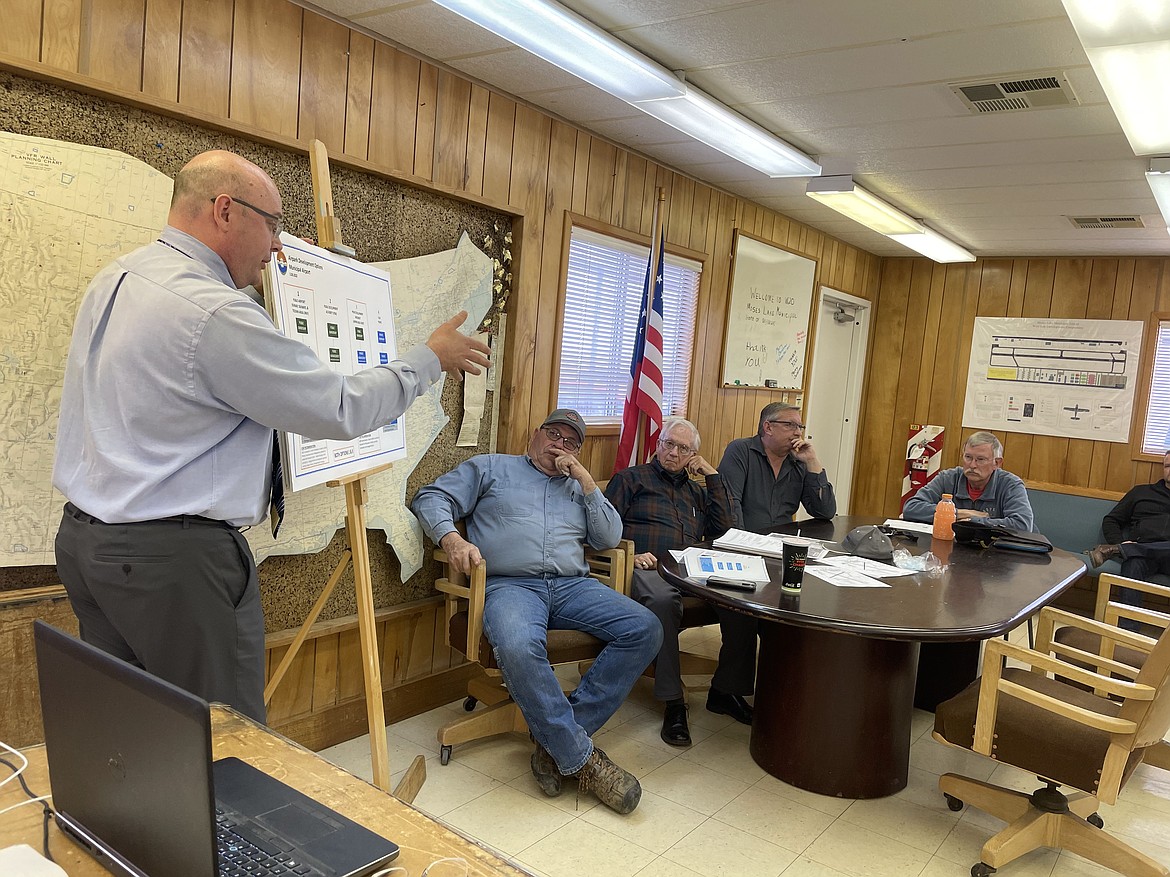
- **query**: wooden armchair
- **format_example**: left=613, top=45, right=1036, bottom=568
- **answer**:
left=931, top=604, right=1170, bottom=876
left=1050, top=572, right=1170, bottom=772
left=432, top=533, right=630, bottom=765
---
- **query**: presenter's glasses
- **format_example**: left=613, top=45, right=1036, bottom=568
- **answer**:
left=541, top=426, right=581, bottom=453
left=213, top=195, right=284, bottom=237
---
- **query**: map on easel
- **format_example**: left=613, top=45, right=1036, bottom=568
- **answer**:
left=263, top=234, right=407, bottom=491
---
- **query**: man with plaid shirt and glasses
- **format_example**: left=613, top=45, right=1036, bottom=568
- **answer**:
left=606, top=417, right=757, bottom=747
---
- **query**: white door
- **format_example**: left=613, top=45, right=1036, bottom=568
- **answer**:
left=804, top=288, right=871, bottom=514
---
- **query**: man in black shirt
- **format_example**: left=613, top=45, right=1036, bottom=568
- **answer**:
left=1088, top=451, right=1170, bottom=578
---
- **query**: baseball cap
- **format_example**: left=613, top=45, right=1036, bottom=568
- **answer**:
left=842, top=525, right=895, bottom=560
left=540, top=408, right=586, bottom=444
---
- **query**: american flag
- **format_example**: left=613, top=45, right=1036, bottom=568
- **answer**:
left=613, top=228, right=666, bottom=474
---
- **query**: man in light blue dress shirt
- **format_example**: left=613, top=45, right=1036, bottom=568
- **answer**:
left=412, top=409, right=661, bottom=814
left=52, top=150, right=490, bottom=721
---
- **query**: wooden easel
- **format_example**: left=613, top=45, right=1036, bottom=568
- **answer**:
left=263, top=140, right=424, bottom=802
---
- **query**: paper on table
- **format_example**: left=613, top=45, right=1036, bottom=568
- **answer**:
left=678, top=546, right=770, bottom=584
left=816, top=556, right=915, bottom=577
left=714, top=528, right=828, bottom=560
left=884, top=519, right=933, bottom=535
left=804, top=566, right=891, bottom=588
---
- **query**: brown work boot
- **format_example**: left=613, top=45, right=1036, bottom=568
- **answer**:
left=530, top=743, right=563, bottom=797
left=1086, top=544, right=1121, bottom=568
left=573, top=748, right=641, bottom=814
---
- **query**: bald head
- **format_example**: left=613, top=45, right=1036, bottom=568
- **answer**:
left=168, top=150, right=283, bottom=290
left=170, top=150, right=275, bottom=220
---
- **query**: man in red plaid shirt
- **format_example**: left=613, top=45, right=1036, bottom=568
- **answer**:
left=605, top=417, right=757, bottom=747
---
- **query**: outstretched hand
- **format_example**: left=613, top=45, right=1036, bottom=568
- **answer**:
left=426, top=311, right=491, bottom=380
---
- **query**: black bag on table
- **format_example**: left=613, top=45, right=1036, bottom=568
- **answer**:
left=951, top=520, right=1053, bottom=553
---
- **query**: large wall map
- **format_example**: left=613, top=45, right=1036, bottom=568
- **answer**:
left=1, top=131, right=493, bottom=581
left=0, top=132, right=173, bottom=566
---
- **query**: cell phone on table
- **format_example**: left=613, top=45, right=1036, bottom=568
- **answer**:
left=706, top=577, right=757, bottom=592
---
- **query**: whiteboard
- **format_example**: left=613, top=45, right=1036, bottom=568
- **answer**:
left=264, top=234, right=407, bottom=491
left=721, top=232, right=817, bottom=389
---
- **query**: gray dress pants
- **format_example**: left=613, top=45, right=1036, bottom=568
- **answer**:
left=54, top=503, right=267, bottom=721
left=630, top=569, right=758, bottom=702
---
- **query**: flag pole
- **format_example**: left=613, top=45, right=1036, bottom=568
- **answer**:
left=639, top=189, right=666, bottom=464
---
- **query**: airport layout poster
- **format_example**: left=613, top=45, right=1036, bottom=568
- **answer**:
left=961, top=317, right=1144, bottom=443
left=264, top=234, right=406, bottom=491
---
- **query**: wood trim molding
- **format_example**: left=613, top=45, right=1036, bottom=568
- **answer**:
left=0, top=51, right=520, bottom=218
left=1024, top=480, right=1125, bottom=501
left=264, top=595, right=446, bottom=650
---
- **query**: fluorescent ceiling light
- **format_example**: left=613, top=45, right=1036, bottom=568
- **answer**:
left=806, top=175, right=974, bottom=261
left=889, top=227, right=977, bottom=263
left=805, top=176, right=925, bottom=235
left=635, top=87, right=821, bottom=178
left=1062, top=0, right=1170, bottom=154
left=431, top=0, right=818, bottom=178
left=430, top=0, right=684, bottom=103
left=1146, top=157, right=1170, bottom=235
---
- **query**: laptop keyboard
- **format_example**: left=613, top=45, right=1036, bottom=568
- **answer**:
left=216, top=808, right=324, bottom=877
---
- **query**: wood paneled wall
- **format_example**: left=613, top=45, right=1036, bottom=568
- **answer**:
left=853, top=257, right=1170, bottom=518
left=0, top=0, right=880, bottom=478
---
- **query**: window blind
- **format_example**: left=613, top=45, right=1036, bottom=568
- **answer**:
left=1142, top=320, right=1170, bottom=455
left=558, top=227, right=700, bottom=421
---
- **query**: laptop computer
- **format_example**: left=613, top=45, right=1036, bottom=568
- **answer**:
left=33, top=621, right=400, bottom=877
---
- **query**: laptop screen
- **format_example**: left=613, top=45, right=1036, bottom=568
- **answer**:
left=34, top=620, right=219, bottom=877
left=34, top=622, right=400, bottom=877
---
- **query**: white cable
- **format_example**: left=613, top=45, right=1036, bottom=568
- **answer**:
left=0, top=795, right=53, bottom=817
left=423, top=857, right=468, bottom=876
left=0, top=739, right=30, bottom=791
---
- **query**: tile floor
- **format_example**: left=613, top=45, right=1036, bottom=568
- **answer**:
left=319, top=624, right=1170, bottom=877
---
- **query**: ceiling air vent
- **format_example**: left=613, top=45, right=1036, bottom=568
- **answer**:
left=951, top=73, right=1078, bottom=114
left=1067, top=216, right=1145, bottom=230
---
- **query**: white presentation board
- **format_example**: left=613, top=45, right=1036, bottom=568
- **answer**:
left=721, top=231, right=817, bottom=389
left=961, top=317, right=1144, bottom=443
left=264, top=234, right=406, bottom=491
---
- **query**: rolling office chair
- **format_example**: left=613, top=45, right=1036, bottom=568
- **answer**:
left=932, top=602, right=1170, bottom=876
left=431, top=527, right=628, bottom=765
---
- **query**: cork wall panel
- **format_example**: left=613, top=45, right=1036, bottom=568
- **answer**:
left=0, top=74, right=509, bottom=632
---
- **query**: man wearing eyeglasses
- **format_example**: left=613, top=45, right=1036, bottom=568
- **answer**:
left=412, top=409, right=661, bottom=814
left=718, top=403, right=837, bottom=535
left=901, top=431, right=1033, bottom=531
left=605, top=417, right=758, bottom=746
left=52, top=150, right=491, bottom=723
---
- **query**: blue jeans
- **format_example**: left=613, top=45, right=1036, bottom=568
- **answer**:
left=482, top=574, right=662, bottom=775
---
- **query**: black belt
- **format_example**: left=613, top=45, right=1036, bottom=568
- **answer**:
left=64, top=502, right=233, bottom=529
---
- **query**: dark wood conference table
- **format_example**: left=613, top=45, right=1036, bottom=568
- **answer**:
left=657, top=515, right=1086, bottom=799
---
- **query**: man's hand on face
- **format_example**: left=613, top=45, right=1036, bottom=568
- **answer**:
left=439, top=531, right=484, bottom=576
left=685, top=454, right=718, bottom=477
left=550, top=447, right=596, bottom=493
left=790, top=438, right=823, bottom=473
